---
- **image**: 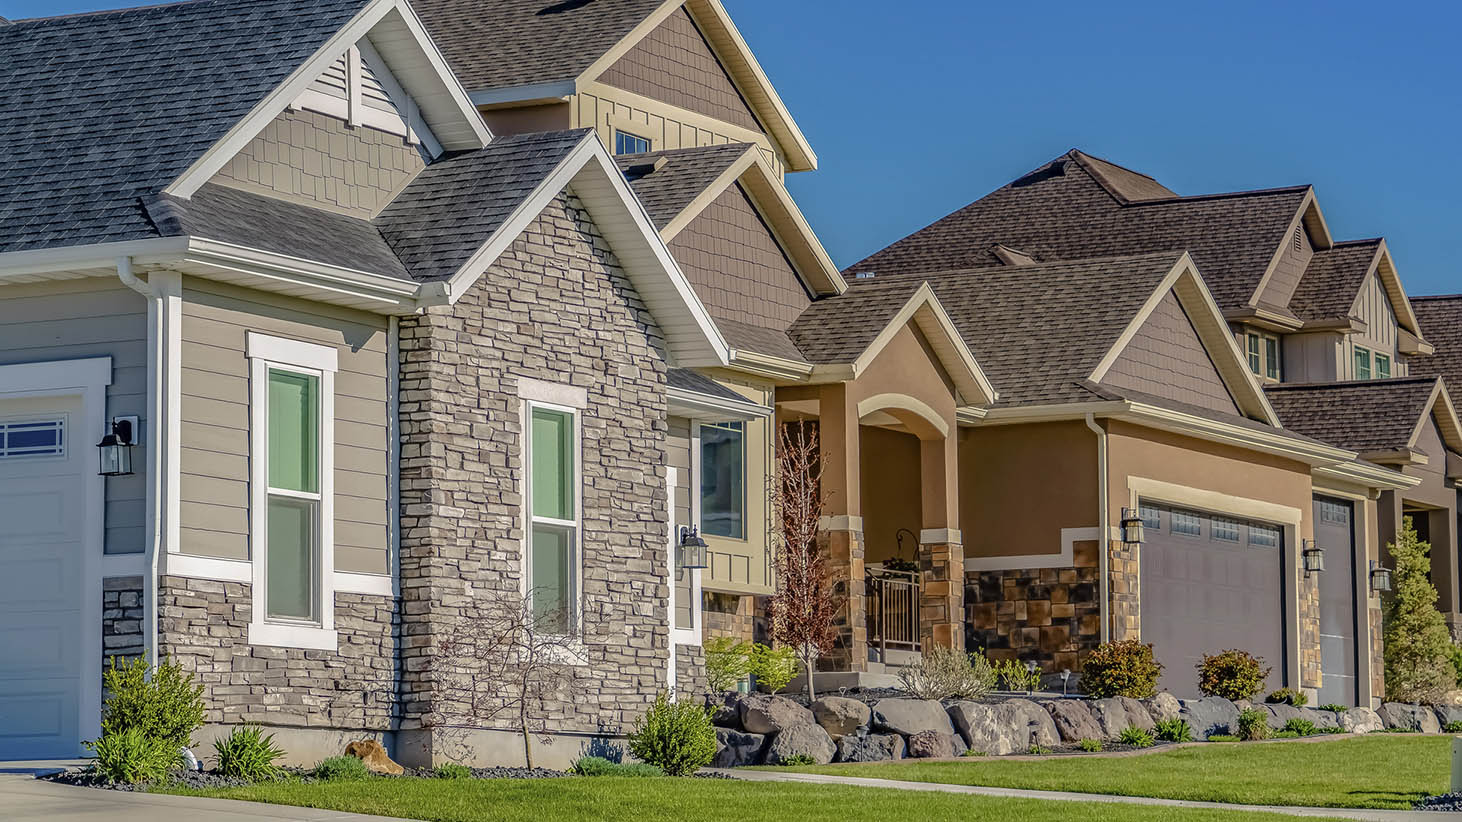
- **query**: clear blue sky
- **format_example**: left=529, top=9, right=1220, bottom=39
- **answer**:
left=8, top=0, right=1460, bottom=295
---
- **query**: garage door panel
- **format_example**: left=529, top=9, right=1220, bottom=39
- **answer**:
left=0, top=553, right=77, bottom=609
left=1315, top=498, right=1358, bottom=706
left=0, top=690, right=70, bottom=739
left=0, top=481, right=76, bottom=544
left=0, top=623, right=74, bottom=677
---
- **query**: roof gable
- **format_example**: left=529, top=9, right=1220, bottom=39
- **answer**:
left=1266, top=376, right=1462, bottom=462
left=1099, top=289, right=1240, bottom=416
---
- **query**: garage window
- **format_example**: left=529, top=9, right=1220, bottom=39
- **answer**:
left=1171, top=509, right=1203, bottom=537
left=1140, top=505, right=1161, bottom=529
left=1212, top=517, right=1241, bottom=542
left=0, top=419, right=64, bottom=458
left=1249, top=523, right=1280, bottom=547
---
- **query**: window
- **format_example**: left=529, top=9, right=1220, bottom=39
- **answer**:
left=1265, top=336, right=1281, bottom=381
left=1249, top=523, right=1280, bottom=548
left=1246, top=331, right=1280, bottom=380
left=0, top=418, right=64, bottom=459
left=1171, top=509, right=1203, bottom=537
left=1354, top=346, right=1372, bottom=380
left=1247, top=333, right=1262, bottom=375
left=700, top=422, right=745, bottom=539
left=528, top=404, right=579, bottom=634
left=1211, top=517, right=1241, bottom=542
left=1375, top=352, right=1392, bottom=379
left=246, top=332, right=338, bottom=651
left=614, top=130, right=651, bottom=155
left=1139, top=505, right=1162, bottom=530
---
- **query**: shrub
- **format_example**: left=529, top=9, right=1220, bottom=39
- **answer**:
left=626, top=691, right=717, bottom=777
left=1118, top=726, right=1155, bottom=747
left=1317, top=704, right=1349, bottom=713
left=1450, top=644, right=1462, bottom=688
left=777, top=754, right=817, bottom=766
left=98, top=656, right=205, bottom=751
left=90, top=727, right=179, bottom=785
left=1265, top=688, right=1307, bottom=707
left=1196, top=650, right=1270, bottom=701
left=994, top=659, right=1044, bottom=693
left=313, top=756, right=371, bottom=781
left=749, top=644, right=798, bottom=695
left=1272, top=730, right=1300, bottom=739
left=1078, top=738, right=1103, bottom=752
left=1207, top=734, right=1240, bottom=742
left=572, top=756, right=662, bottom=776
left=213, top=725, right=285, bottom=781
left=1444, top=721, right=1462, bottom=734
left=705, top=636, right=752, bottom=694
left=897, top=646, right=997, bottom=699
left=1237, top=707, right=1268, bottom=741
left=434, top=763, right=473, bottom=779
left=960, top=749, right=987, bottom=757
left=1081, top=640, right=1163, bottom=699
left=1375, top=726, right=1418, bottom=734
left=1154, top=717, right=1193, bottom=743
left=1384, top=519, right=1456, bottom=703
left=1282, top=717, right=1320, bottom=737
left=1028, top=744, right=1052, bottom=755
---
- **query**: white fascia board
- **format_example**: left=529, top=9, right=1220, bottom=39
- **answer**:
left=726, top=349, right=813, bottom=382
left=1123, top=402, right=1353, bottom=467
left=668, top=385, right=772, bottom=421
left=844, top=282, right=996, bottom=406
left=181, top=238, right=421, bottom=310
left=367, top=4, right=491, bottom=149
left=0, top=237, right=190, bottom=280
left=468, top=80, right=578, bottom=107
left=1315, top=461, right=1421, bottom=492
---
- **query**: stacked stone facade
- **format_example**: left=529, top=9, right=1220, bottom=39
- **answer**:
left=816, top=527, right=866, bottom=672
left=1299, top=573, right=1322, bottom=690
left=102, top=576, right=145, bottom=676
left=964, top=541, right=1102, bottom=672
left=1107, top=541, right=1140, bottom=641
left=396, top=194, right=674, bottom=755
left=918, top=540, right=965, bottom=651
left=703, top=592, right=763, bottom=642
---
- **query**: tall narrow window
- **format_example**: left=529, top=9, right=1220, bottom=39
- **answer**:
left=529, top=405, right=578, bottom=634
left=1354, top=346, right=1372, bottom=380
left=700, top=422, right=745, bottom=539
left=1375, top=353, right=1392, bottom=379
left=1264, top=336, right=1281, bottom=381
left=1246, top=333, right=1262, bottom=375
left=266, top=369, right=321, bottom=621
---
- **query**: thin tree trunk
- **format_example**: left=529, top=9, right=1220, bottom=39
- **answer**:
left=803, top=647, right=816, bottom=703
left=520, top=690, right=533, bottom=769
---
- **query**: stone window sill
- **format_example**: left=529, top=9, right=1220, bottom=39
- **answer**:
left=248, top=621, right=338, bottom=652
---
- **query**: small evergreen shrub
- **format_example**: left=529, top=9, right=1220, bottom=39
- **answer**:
left=214, top=725, right=285, bottom=781
left=1265, top=688, right=1307, bottom=707
left=1081, top=640, right=1163, bottom=699
left=98, top=656, right=205, bottom=750
left=1237, top=707, right=1269, bottom=741
left=1282, top=718, right=1320, bottom=737
left=1078, top=738, right=1103, bottom=752
left=749, top=644, right=798, bottom=694
left=1272, top=730, right=1299, bottom=739
left=898, top=646, right=997, bottom=699
left=626, top=691, right=717, bottom=777
left=313, top=756, right=371, bottom=781
left=1317, top=704, right=1349, bottom=713
left=1118, top=726, right=1155, bottom=747
left=1154, top=717, right=1193, bottom=743
left=90, top=727, right=179, bottom=785
left=705, top=636, right=752, bottom=694
left=993, top=659, right=1044, bottom=692
left=1207, top=734, right=1240, bottom=742
left=434, top=763, right=473, bottom=779
left=777, top=754, right=817, bottom=767
left=1444, top=721, right=1462, bottom=734
left=1027, top=744, right=1052, bottom=755
left=1196, top=650, right=1270, bottom=701
left=1449, top=644, right=1462, bottom=688
left=1384, top=519, right=1456, bottom=703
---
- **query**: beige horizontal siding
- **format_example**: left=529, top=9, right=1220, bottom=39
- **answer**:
left=179, top=278, right=390, bottom=575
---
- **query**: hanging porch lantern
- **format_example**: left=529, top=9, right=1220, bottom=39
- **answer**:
left=1369, top=561, right=1393, bottom=595
left=677, top=526, right=709, bottom=570
left=1302, top=539, right=1325, bottom=577
left=1119, top=507, right=1144, bottom=546
left=97, top=418, right=135, bottom=477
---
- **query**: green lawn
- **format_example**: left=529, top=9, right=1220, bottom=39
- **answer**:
left=167, top=776, right=1345, bottom=822
left=765, top=735, right=1448, bottom=810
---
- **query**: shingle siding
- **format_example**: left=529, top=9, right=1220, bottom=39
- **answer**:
left=1101, top=289, right=1239, bottom=415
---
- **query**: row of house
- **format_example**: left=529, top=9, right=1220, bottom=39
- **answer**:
left=0, top=0, right=1455, bottom=766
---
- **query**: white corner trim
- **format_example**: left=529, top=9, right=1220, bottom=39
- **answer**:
left=246, top=332, right=339, bottom=373
left=101, top=553, right=146, bottom=578
left=1125, top=476, right=1303, bottom=527
left=0, top=356, right=113, bottom=394
left=161, top=552, right=252, bottom=583
left=965, top=527, right=1099, bottom=572
left=247, top=621, right=339, bottom=652
left=516, top=376, right=588, bottom=409
left=336, top=571, right=395, bottom=597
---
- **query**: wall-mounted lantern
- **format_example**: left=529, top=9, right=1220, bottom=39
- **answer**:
left=1119, top=508, right=1144, bottom=547
left=97, top=418, right=136, bottom=477
left=677, top=526, right=709, bottom=570
left=1369, top=561, right=1393, bottom=595
left=1302, top=539, right=1325, bottom=577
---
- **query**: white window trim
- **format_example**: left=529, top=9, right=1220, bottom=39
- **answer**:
left=1245, top=331, right=1281, bottom=382
left=1354, top=345, right=1373, bottom=380
left=520, top=393, right=585, bottom=646
left=669, top=465, right=703, bottom=651
left=698, top=419, right=748, bottom=542
left=246, top=332, right=338, bottom=651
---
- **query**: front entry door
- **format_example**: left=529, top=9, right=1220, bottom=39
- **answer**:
left=1315, top=497, right=1358, bottom=706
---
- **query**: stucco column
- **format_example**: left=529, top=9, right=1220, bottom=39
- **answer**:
left=918, top=431, right=963, bottom=652
left=1429, top=508, right=1459, bottom=625
left=815, top=383, right=866, bottom=672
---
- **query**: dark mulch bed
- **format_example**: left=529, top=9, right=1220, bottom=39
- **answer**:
left=1415, top=793, right=1462, bottom=812
left=45, top=764, right=569, bottom=792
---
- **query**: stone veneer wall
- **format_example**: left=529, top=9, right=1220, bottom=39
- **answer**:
left=396, top=194, right=673, bottom=751
left=676, top=645, right=707, bottom=697
left=157, top=576, right=397, bottom=730
left=1370, top=604, right=1385, bottom=701
left=1108, top=542, right=1140, bottom=641
left=703, top=592, right=763, bottom=642
left=964, top=542, right=1102, bottom=672
left=102, top=576, right=145, bottom=677
left=1299, top=574, right=1322, bottom=690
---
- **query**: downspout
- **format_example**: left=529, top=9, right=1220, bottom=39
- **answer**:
left=117, top=257, right=162, bottom=670
left=1085, top=413, right=1110, bottom=644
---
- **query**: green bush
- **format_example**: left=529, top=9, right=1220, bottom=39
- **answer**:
left=98, top=656, right=205, bottom=750
left=214, top=725, right=285, bottom=781
left=434, top=763, right=473, bottom=780
left=626, top=691, right=717, bottom=777
left=1080, top=640, right=1163, bottom=699
left=749, top=644, right=798, bottom=694
left=1027, top=744, right=1052, bottom=755
left=705, top=636, right=752, bottom=694
left=1282, top=717, right=1320, bottom=737
left=1384, top=519, right=1456, bottom=703
left=313, top=756, right=371, bottom=781
left=1196, top=650, right=1270, bottom=701
left=1317, top=704, right=1349, bottom=713
left=1154, top=717, right=1193, bottom=743
left=960, top=749, right=987, bottom=757
left=993, top=659, right=1044, bottom=693
left=1450, top=644, right=1462, bottom=688
left=1374, top=726, right=1418, bottom=733
left=1078, top=738, right=1103, bottom=752
left=897, top=646, right=997, bottom=699
left=1207, top=734, right=1240, bottom=742
left=1118, top=726, right=1155, bottom=747
left=777, top=754, right=817, bottom=766
left=1444, top=721, right=1462, bottom=734
left=1237, top=707, right=1269, bottom=741
left=1265, top=688, right=1307, bottom=707
left=1272, top=730, right=1300, bottom=739
left=90, top=727, right=180, bottom=785
left=571, top=756, right=662, bottom=776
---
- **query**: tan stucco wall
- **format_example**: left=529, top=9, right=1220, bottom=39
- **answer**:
left=478, top=102, right=572, bottom=138
left=859, top=426, right=922, bottom=564
left=959, top=421, right=1099, bottom=560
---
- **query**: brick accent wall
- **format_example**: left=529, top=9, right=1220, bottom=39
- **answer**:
left=396, top=194, right=673, bottom=740
left=102, top=575, right=145, bottom=676
left=158, top=576, right=397, bottom=730
left=965, top=541, right=1101, bottom=673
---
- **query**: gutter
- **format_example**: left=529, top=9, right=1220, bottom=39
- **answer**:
left=116, top=257, right=162, bottom=671
left=1084, top=413, right=1110, bottom=644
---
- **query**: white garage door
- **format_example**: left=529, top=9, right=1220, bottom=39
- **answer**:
left=0, top=395, right=85, bottom=759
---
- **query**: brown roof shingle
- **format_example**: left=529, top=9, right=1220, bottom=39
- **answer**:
left=1265, top=378, right=1439, bottom=453
left=615, top=143, right=754, bottom=230
left=1289, top=240, right=1382, bottom=322
left=1411, top=296, right=1462, bottom=405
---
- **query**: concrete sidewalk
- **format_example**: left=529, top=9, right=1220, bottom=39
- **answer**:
left=0, top=775, right=423, bottom=822
left=721, top=768, right=1462, bottom=822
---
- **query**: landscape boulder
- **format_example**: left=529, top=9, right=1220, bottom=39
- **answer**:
left=1340, top=707, right=1384, bottom=734
left=1178, top=697, right=1240, bottom=740
left=871, top=698, right=956, bottom=737
left=764, top=722, right=836, bottom=765
left=1434, top=704, right=1462, bottom=730
left=947, top=701, right=1013, bottom=756
left=1378, top=702, right=1441, bottom=734
left=712, top=693, right=745, bottom=729
left=1044, top=699, right=1103, bottom=743
left=740, top=694, right=815, bottom=735
left=836, top=733, right=905, bottom=763
left=1142, top=692, right=1182, bottom=723
left=713, top=728, right=766, bottom=768
left=812, top=697, right=872, bottom=739
left=344, top=739, right=403, bottom=776
left=906, top=730, right=967, bottom=759
left=995, top=698, right=1060, bottom=748
left=1089, top=696, right=1155, bottom=738
left=1261, top=703, right=1304, bottom=730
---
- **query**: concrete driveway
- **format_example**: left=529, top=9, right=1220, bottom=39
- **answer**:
left=1, top=775, right=420, bottom=822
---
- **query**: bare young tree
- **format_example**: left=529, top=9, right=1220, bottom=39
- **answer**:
left=766, top=421, right=842, bottom=702
left=427, top=591, right=580, bottom=769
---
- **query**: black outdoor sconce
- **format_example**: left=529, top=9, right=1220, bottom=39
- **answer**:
left=1119, top=507, right=1144, bottom=547
left=1302, top=539, right=1325, bottom=577
left=97, top=418, right=136, bottom=477
left=677, top=526, right=709, bottom=570
left=1369, top=561, right=1393, bottom=595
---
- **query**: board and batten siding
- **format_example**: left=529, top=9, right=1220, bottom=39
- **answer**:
left=1281, top=332, right=1344, bottom=384
left=1343, top=272, right=1406, bottom=379
left=178, top=279, right=390, bottom=575
left=0, top=279, right=148, bottom=555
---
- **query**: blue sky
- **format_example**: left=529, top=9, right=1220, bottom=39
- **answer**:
left=9, top=0, right=1460, bottom=295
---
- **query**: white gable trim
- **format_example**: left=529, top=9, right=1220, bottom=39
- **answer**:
left=1407, top=379, right=1462, bottom=455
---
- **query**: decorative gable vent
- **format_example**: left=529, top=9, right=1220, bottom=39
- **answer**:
left=292, top=40, right=441, bottom=155
left=1293, top=225, right=1304, bottom=253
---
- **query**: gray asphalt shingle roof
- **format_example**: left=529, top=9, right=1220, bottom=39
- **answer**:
left=1289, top=240, right=1383, bottom=322
left=667, top=368, right=748, bottom=403
left=615, top=143, right=754, bottom=230
left=1410, top=296, right=1462, bottom=407
left=0, top=0, right=371, bottom=253
left=1265, top=378, right=1440, bottom=453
